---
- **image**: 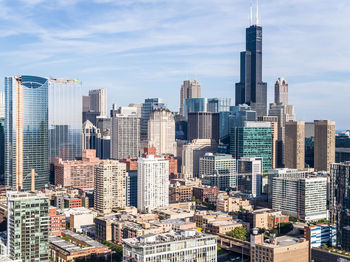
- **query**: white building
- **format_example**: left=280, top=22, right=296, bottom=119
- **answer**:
left=123, top=230, right=217, bottom=262
left=148, top=108, right=176, bottom=156
left=137, top=155, right=169, bottom=212
left=271, top=175, right=327, bottom=221
left=94, top=160, right=127, bottom=214
left=111, top=109, right=140, bottom=160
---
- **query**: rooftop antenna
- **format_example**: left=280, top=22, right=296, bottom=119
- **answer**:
left=256, top=0, right=260, bottom=25
left=250, top=3, right=253, bottom=26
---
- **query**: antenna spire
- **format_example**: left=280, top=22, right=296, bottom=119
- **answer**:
left=250, top=3, right=253, bottom=26
left=256, top=0, right=260, bottom=25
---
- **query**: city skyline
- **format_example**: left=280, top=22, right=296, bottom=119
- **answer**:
left=0, top=1, right=348, bottom=129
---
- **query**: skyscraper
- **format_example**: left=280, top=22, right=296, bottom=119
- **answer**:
left=137, top=155, right=169, bottom=212
left=235, top=11, right=267, bottom=117
left=5, top=76, right=49, bottom=190
left=179, top=80, right=201, bottom=116
left=274, top=77, right=289, bottom=105
left=330, top=162, right=350, bottom=251
left=230, top=121, right=272, bottom=172
left=187, top=112, right=220, bottom=142
left=48, top=78, right=82, bottom=162
left=285, top=121, right=305, bottom=170
left=7, top=191, right=49, bottom=261
left=94, top=160, right=127, bottom=214
left=237, top=157, right=263, bottom=197
left=147, top=108, right=176, bottom=156
left=88, top=88, right=107, bottom=118
left=314, top=120, right=335, bottom=172
left=111, top=106, right=140, bottom=160
left=140, top=98, right=166, bottom=141
left=184, top=97, right=231, bottom=119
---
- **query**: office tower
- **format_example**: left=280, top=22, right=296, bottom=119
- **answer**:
left=285, top=121, right=305, bottom=169
left=187, top=112, right=220, bottom=142
left=330, top=162, right=350, bottom=250
left=96, top=117, right=111, bottom=159
left=336, top=130, right=350, bottom=162
left=140, top=98, right=166, bottom=141
left=123, top=230, right=217, bottom=262
left=126, top=171, right=137, bottom=207
left=179, top=80, right=201, bottom=116
left=175, top=115, right=188, bottom=140
left=111, top=107, right=140, bottom=160
left=48, top=78, right=82, bottom=162
left=314, top=120, right=335, bottom=172
left=88, top=89, right=107, bottom=118
left=199, top=153, right=237, bottom=190
left=184, top=97, right=231, bottom=119
left=82, top=120, right=100, bottom=150
left=54, top=149, right=100, bottom=189
left=237, top=157, right=263, bottom=197
left=94, top=160, right=127, bottom=214
left=82, top=95, right=90, bottom=112
left=258, top=115, right=278, bottom=169
left=180, top=139, right=218, bottom=179
left=147, top=108, right=176, bottom=156
left=5, top=76, right=49, bottom=190
left=274, top=77, right=288, bottom=105
left=271, top=175, right=327, bottom=221
left=128, top=103, right=142, bottom=117
left=137, top=155, right=169, bottom=212
left=235, top=14, right=267, bottom=117
left=230, top=121, right=272, bottom=172
left=7, top=191, right=49, bottom=262
left=0, top=92, right=4, bottom=118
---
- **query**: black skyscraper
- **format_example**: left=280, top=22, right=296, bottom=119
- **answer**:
left=235, top=22, right=267, bottom=117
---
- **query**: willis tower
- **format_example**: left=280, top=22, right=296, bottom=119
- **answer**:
left=235, top=4, right=267, bottom=117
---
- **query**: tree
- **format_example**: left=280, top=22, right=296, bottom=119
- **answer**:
left=226, top=227, right=247, bottom=241
left=279, top=222, right=293, bottom=235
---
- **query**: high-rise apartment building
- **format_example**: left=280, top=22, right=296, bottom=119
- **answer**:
left=94, top=160, right=127, bottom=214
left=5, top=76, right=49, bottom=190
left=88, top=89, right=107, bottom=118
left=329, top=162, right=350, bottom=251
left=230, top=121, right=272, bottom=172
left=187, top=112, right=220, bottom=142
left=111, top=107, right=140, bottom=160
left=140, top=98, right=166, bottom=141
left=7, top=191, right=49, bottom=262
left=237, top=157, right=263, bottom=197
left=147, top=108, right=176, bottom=156
left=271, top=175, right=327, bottom=221
left=285, top=121, right=305, bottom=169
left=137, top=155, right=169, bottom=212
left=179, top=80, right=201, bottom=116
left=199, top=153, right=237, bottom=190
left=274, top=77, right=289, bottom=105
left=314, top=120, right=335, bottom=172
left=123, top=230, right=217, bottom=262
left=235, top=20, right=267, bottom=117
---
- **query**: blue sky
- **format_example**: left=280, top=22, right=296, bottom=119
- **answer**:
left=0, top=0, right=349, bottom=129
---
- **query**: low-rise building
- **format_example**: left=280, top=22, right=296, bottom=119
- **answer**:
left=216, top=192, right=253, bottom=213
left=49, top=230, right=112, bottom=262
left=193, top=186, right=218, bottom=202
left=208, top=219, right=248, bottom=235
left=153, top=206, right=195, bottom=220
left=304, top=224, right=336, bottom=249
left=169, top=183, right=193, bottom=203
left=63, top=197, right=82, bottom=208
left=49, top=207, right=66, bottom=236
left=250, top=231, right=309, bottom=262
left=123, top=230, right=217, bottom=262
left=252, top=208, right=289, bottom=230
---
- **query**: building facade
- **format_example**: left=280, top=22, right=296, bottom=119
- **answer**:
left=94, top=160, right=127, bottom=214
left=140, top=98, right=166, bottom=141
left=88, top=88, right=107, bottom=118
left=237, top=157, right=263, bottom=197
left=7, top=191, right=49, bottom=262
left=284, top=121, right=305, bottom=169
left=187, top=112, right=220, bottom=142
left=314, top=120, right=335, bottom=172
left=137, top=155, right=169, bottom=212
left=179, top=80, right=201, bottom=116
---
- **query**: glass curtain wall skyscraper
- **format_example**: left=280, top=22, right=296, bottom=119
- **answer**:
left=235, top=13, right=267, bottom=117
left=5, top=76, right=49, bottom=190
left=48, top=78, right=82, bottom=162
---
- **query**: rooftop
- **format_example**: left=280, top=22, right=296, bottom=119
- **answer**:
left=261, top=235, right=306, bottom=248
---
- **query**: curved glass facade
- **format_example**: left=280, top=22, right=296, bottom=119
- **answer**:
left=5, top=76, right=49, bottom=190
left=48, top=78, right=82, bottom=162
